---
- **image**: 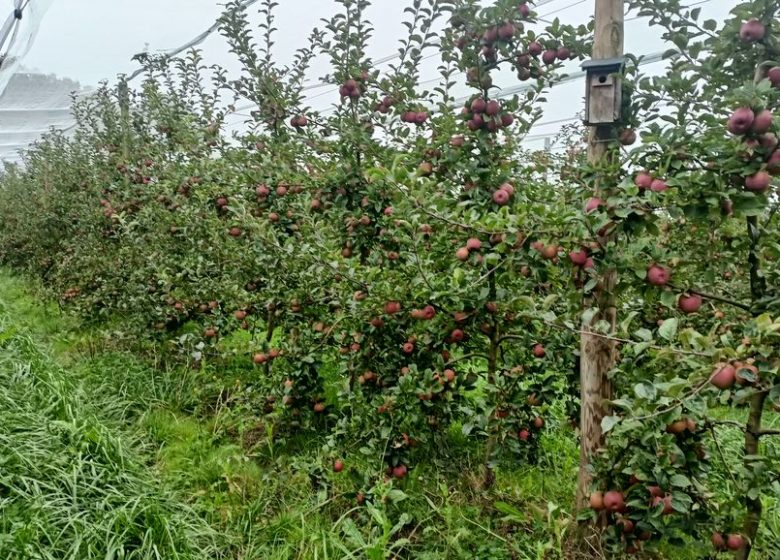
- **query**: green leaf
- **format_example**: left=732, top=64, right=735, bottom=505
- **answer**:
left=670, top=474, right=691, bottom=488
left=659, top=318, right=678, bottom=341
left=601, top=415, right=621, bottom=433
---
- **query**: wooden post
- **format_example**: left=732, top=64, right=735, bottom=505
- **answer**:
left=575, top=0, right=624, bottom=511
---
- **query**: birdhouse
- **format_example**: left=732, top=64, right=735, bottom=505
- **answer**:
left=581, top=57, right=625, bottom=126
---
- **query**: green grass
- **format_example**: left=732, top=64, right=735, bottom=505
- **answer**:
left=1, top=271, right=779, bottom=559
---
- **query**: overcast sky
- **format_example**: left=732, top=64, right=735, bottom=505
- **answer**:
left=3, top=0, right=737, bottom=159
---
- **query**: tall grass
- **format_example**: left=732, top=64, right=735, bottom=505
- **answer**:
left=0, top=305, right=221, bottom=559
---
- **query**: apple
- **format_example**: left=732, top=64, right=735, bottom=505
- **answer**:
left=589, top=491, right=605, bottom=510
left=650, top=178, right=668, bottom=192
left=444, top=369, right=456, bottom=382
left=542, top=49, right=557, bottom=65
left=556, top=46, right=570, bottom=60
left=497, top=23, right=515, bottom=40
left=768, top=150, right=780, bottom=175
left=518, top=429, right=531, bottom=441
left=745, top=171, right=771, bottom=192
left=584, top=197, right=604, bottom=213
left=769, top=66, right=780, bottom=87
left=518, top=3, right=530, bottom=17
left=647, top=485, right=664, bottom=498
left=711, top=532, right=726, bottom=551
left=392, top=464, right=408, bottom=479
left=485, top=100, right=501, bottom=116
left=528, top=41, right=543, bottom=56
left=402, top=342, right=415, bottom=354
left=647, top=264, right=670, bottom=286
left=253, top=353, right=267, bottom=364
left=385, top=301, right=401, bottom=315
left=603, top=490, right=625, bottom=512
left=333, top=459, right=344, bottom=472
left=739, top=18, right=765, bottom=42
left=710, top=363, right=736, bottom=390
left=728, top=107, right=755, bottom=135
left=666, top=419, right=688, bottom=434
left=466, top=238, right=482, bottom=251
left=726, top=534, right=745, bottom=551
left=533, top=343, right=546, bottom=358
left=450, top=329, right=465, bottom=342
left=651, top=494, right=674, bottom=515
left=569, top=249, right=588, bottom=266
left=493, top=189, right=511, bottom=205
left=619, top=129, right=637, bottom=145
left=533, top=416, right=544, bottom=429
left=751, top=109, right=773, bottom=134
left=678, top=293, right=702, bottom=313
left=499, top=182, right=515, bottom=196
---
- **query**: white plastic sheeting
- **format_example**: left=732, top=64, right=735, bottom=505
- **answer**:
left=0, top=0, right=63, bottom=165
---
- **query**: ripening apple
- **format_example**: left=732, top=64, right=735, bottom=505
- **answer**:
left=333, top=459, right=344, bottom=472
left=450, top=329, right=465, bottom=342
left=533, top=344, right=546, bottom=358
left=533, top=416, right=544, bottom=429
left=589, top=491, right=605, bottom=510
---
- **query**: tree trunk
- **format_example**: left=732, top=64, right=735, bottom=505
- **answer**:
left=737, top=391, right=767, bottom=560
left=575, top=0, right=624, bottom=510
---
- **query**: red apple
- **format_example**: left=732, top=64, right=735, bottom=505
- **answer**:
left=745, top=171, right=771, bottom=192
left=603, top=490, right=625, bottom=512
left=585, top=197, right=604, bottom=213
left=728, top=107, right=755, bottom=135
left=727, top=534, right=745, bottom=551
left=751, top=109, right=773, bottom=134
left=769, top=66, right=780, bottom=87
left=533, top=344, right=546, bottom=358
left=647, top=264, right=670, bottom=286
left=466, top=238, right=482, bottom=251
left=392, top=464, right=408, bottom=479
left=710, top=363, right=736, bottom=390
left=569, top=249, right=588, bottom=266
left=456, top=247, right=470, bottom=261
left=635, top=172, right=653, bottom=189
left=493, top=189, right=511, bottom=205
left=739, top=19, right=765, bottom=42
left=678, top=293, right=702, bottom=313
left=333, top=460, right=344, bottom=473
